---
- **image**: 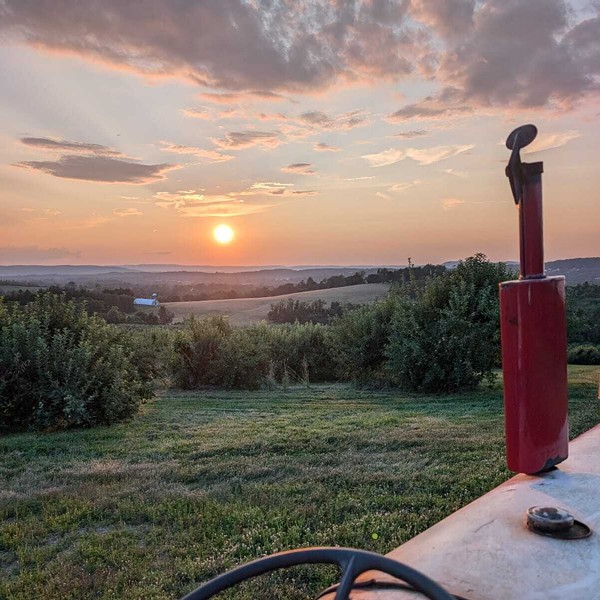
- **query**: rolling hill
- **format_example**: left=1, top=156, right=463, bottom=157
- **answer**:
left=164, top=283, right=390, bottom=326
left=546, top=257, right=600, bottom=284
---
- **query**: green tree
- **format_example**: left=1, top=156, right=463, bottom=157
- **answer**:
left=0, top=294, right=150, bottom=432
left=329, top=294, right=399, bottom=385
left=385, top=254, right=511, bottom=392
left=158, top=305, right=174, bottom=325
left=172, top=316, right=232, bottom=389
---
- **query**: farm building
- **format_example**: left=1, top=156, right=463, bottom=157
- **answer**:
left=133, top=293, right=159, bottom=307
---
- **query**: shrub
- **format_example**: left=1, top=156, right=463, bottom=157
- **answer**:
left=169, top=254, right=508, bottom=393
left=0, top=294, right=150, bottom=432
left=172, top=316, right=232, bottom=389
left=158, top=305, right=174, bottom=325
left=105, top=306, right=127, bottom=324
left=261, top=322, right=335, bottom=382
left=125, top=327, right=178, bottom=385
left=268, top=299, right=360, bottom=325
left=171, top=318, right=337, bottom=389
left=566, top=283, right=600, bottom=344
left=568, top=344, right=600, bottom=365
left=216, top=326, right=272, bottom=389
left=385, top=254, right=510, bottom=392
left=328, top=294, right=399, bottom=385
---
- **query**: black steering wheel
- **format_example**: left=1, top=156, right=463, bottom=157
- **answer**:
left=181, top=546, right=454, bottom=600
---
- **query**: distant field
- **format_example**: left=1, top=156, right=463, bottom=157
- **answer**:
left=164, top=283, right=390, bottom=325
left=1, top=367, right=598, bottom=600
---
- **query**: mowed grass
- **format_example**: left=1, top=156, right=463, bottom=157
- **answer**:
left=1, top=367, right=598, bottom=600
left=164, top=283, right=390, bottom=326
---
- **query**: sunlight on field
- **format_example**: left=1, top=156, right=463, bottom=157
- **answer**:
left=165, top=283, right=390, bottom=325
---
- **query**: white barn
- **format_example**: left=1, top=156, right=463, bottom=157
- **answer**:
left=134, top=293, right=159, bottom=307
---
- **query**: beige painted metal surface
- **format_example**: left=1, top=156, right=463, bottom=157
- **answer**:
left=320, top=423, right=600, bottom=600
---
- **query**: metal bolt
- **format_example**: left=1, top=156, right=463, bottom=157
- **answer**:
left=527, top=506, right=574, bottom=533
left=526, top=506, right=592, bottom=539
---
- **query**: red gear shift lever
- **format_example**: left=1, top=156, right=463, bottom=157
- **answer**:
left=499, top=125, right=569, bottom=474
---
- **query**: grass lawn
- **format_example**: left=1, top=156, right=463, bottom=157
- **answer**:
left=1, top=366, right=598, bottom=600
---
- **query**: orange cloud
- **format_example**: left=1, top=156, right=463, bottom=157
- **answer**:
left=442, top=197, right=465, bottom=210
left=113, top=208, right=143, bottom=217
left=181, top=107, right=211, bottom=119
left=159, top=142, right=234, bottom=162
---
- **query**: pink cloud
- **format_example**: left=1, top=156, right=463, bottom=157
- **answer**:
left=362, top=145, right=473, bottom=167
left=198, top=90, right=289, bottom=104
left=0, top=0, right=597, bottom=115
left=411, top=0, right=475, bottom=41
left=523, top=130, right=581, bottom=154
left=442, top=197, right=465, bottom=210
left=393, top=130, right=429, bottom=138
left=212, top=131, right=280, bottom=149
left=281, top=163, right=316, bottom=175
left=415, top=0, right=600, bottom=111
left=388, top=101, right=471, bottom=122
left=20, top=137, right=125, bottom=156
left=0, top=1, right=419, bottom=92
left=299, top=110, right=369, bottom=131
left=159, top=142, right=234, bottom=162
left=181, top=107, right=211, bottom=119
left=314, top=142, right=341, bottom=152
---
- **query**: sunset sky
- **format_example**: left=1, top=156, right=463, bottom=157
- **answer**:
left=0, top=0, right=599, bottom=266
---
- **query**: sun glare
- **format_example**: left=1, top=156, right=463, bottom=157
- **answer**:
left=213, top=224, right=234, bottom=244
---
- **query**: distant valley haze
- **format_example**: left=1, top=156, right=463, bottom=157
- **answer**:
left=2, top=257, right=600, bottom=286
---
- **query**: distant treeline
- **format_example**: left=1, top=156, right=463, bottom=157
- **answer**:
left=165, top=271, right=368, bottom=302
left=149, top=264, right=446, bottom=302
left=0, top=264, right=446, bottom=305
left=268, top=299, right=362, bottom=325
left=1, top=285, right=173, bottom=325
left=364, top=265, right=447, bottom=284
left=0, top=265, right=444, bottom=305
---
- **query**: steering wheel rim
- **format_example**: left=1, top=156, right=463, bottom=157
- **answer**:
left=181, top=546, right=454, bottom=600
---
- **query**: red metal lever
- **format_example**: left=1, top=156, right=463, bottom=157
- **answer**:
left=518, top=162, right=544, bottom=278
left=499, top=125, right=569, bottom=474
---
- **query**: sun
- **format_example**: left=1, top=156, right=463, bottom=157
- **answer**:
left=213, top=223, right=235, bottom=244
